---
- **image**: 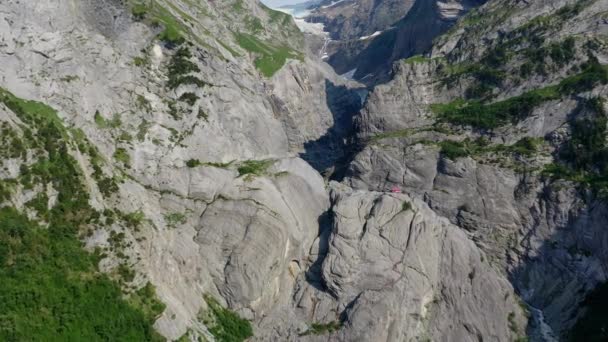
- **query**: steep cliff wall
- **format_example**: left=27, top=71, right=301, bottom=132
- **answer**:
left=345, top=0, right=608, bottom=338
left=1, top=0, right=605, bottom=341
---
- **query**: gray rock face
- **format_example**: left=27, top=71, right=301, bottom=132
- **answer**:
left=343, top=0, right=608, bottom=337
left=0, top=0, right=336, bottom=340
left=309, top=0, right=484, bottom=82
left=308, top=0, right=416, bottom=41
left=245, top=182, right=527, bottom=342
left=2, top=0, right=606, bottom=340
left=269, top=59, right=364, bottom=172
left=194, top=157, right=330, bottom=312
left=318, top=184, right=527, bottom=342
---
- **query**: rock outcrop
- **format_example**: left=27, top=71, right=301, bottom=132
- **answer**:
left=250, top=183, right=528, bottom=341
left=1, top=0, right=607, bottom=340
left=344, top=0, right=608, bottom=338
left=307, top=0, right=484, bottom=83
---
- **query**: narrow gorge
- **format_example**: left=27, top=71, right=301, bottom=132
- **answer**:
left=0, top=0, right=607, bottom=341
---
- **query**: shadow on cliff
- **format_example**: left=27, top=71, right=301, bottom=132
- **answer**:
left=326, top=0, right=488, bottom=86
left=300, top=79, right=366, bottom=181
left=305, top=208, right=333, bottom=291
left=507, top=184, right=608, bottom=341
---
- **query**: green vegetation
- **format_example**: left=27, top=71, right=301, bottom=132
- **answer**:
left=262, top=4, right=303, bottom=38
left=197, top=108, right=209, bottom=121
left=166, top=100, right=181, bottom=120
left=136, top=95, right=152, bottom=112
left=117, top=262, right=136, bottom=283
left=232, top=0, right=245, bottom=12
left=122, top=210, right=146, bottom=229
left=130, top=1, right=197, bottom=45
left=217, top=40, right=241, bottom=58
left=544, top=97, right=608, bottom=197
left=94, top=110, right=105, bottom=127
left=98, top=176, right=120, bottom=198
left=186, top=158, right=201, bottom=167
left=439, top=137, right=543, bottom=160
left=94, top=111, right=122, bottom=129
left=0, top=88, right=164, bottom=341
left=25, top=191, right=49, bottom=218
left=128, top=282, right=166, bottom=320
left=173, top=75, right=207, bottom=88
left=168, top=47, right=199, bottom=79
left=508, top=137, right=544, bottom=156
left=0, top=88, right=65, bottom=132
left=133, top=56, right=149, bottom=67
left=265, top=5, right=293, bottom=25
left=433, top=59, right=608, bottom=129
left=164, top=212, right=187, bottom=228
left=207, top=161, right=233, bottom=168
left=432, top=87, right=557, bottom=129
left=132, top=3, right=148, bottom=20
left=179, top=92, right=199, bottom=106
left=0, top=179, right=17, bottom=202
left=439, top=140, right=471, bottom=160
left=69, top=127, right=118, bottom=199
left=508, top=312, right=518, bottom=333
left=137, top=120, right=151, bottom=141
left=0, top=208, right=163, bottom=341
left=113, top=147, right=131, bottom=167
left=402, top=201, right=412, bottom=212
left=402, top=55, right=431, bottom=64
left=560, top=99, right=608, bottom=172
left=201, top=295, right=253, bottom=342
left=549, top=37, right=576, bottom=66
left=0, top=122, right=27, bottom=159
left=166, top=47, right=208, bottom=90
left=245, top=16, right=264, bottom=33
left=118, top=131, right=133, bottom=142
left=442, top=2, right=589, bottom=93
left=237, top=159, right=274, bottom=177
left=185, top=159, right=232, bottom=169
left=559, top=57, right=608, bottom=94
left=60, top=75, right=79, bottom=83
left=299, top=321, right=342, bottom=336
left=569, top=282, right=608, bottom=341
left=152, top=6, right=185, bottom=45
left=235, top=33, right=302, bottom=77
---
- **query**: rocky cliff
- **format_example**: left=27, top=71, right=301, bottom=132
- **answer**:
left=0, top=0, right=606, bottom=341
left=307, top=0, right=484, bottom=84
left=346, top=0, right=608, bottom=339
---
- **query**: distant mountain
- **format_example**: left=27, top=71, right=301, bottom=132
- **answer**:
left=307, top=0, right=485, bottom=84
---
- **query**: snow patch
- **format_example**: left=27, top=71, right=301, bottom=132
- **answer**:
left=274, top=6, right=327, bottom=36
left=321, top=0, right=347, bottom=9
left=294, top=18, right=327, bottom=35
left=340, top=68, right=357, bottom=80
left=359, top=31, right=382, bottom=41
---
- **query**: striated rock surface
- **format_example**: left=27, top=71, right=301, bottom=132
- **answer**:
left=250, top=182, right=528, bottom=342
left=308, top=0, right=484, bottom=83
left=1, top=0, right=607, bottom=340
left=320, top=184, right=527, bottom=342
left=344, top=0, right=608, bottom=338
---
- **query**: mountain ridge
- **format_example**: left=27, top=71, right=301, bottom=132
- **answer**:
left=0, top=0, right=607, bottom=340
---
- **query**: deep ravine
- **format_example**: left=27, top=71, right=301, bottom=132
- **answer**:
left=0, top=0, right=607, bottom=341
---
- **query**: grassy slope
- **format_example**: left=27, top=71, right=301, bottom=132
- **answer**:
left=235, top=33, right=302, bottom=77
left=0, top=88, right=164, bottom=341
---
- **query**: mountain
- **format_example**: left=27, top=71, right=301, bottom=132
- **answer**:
left=307, top=0, right=485, bottom=84
left=0, top=0, right=607, bottom=341
left=346, top=0, right=608, bottom=339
